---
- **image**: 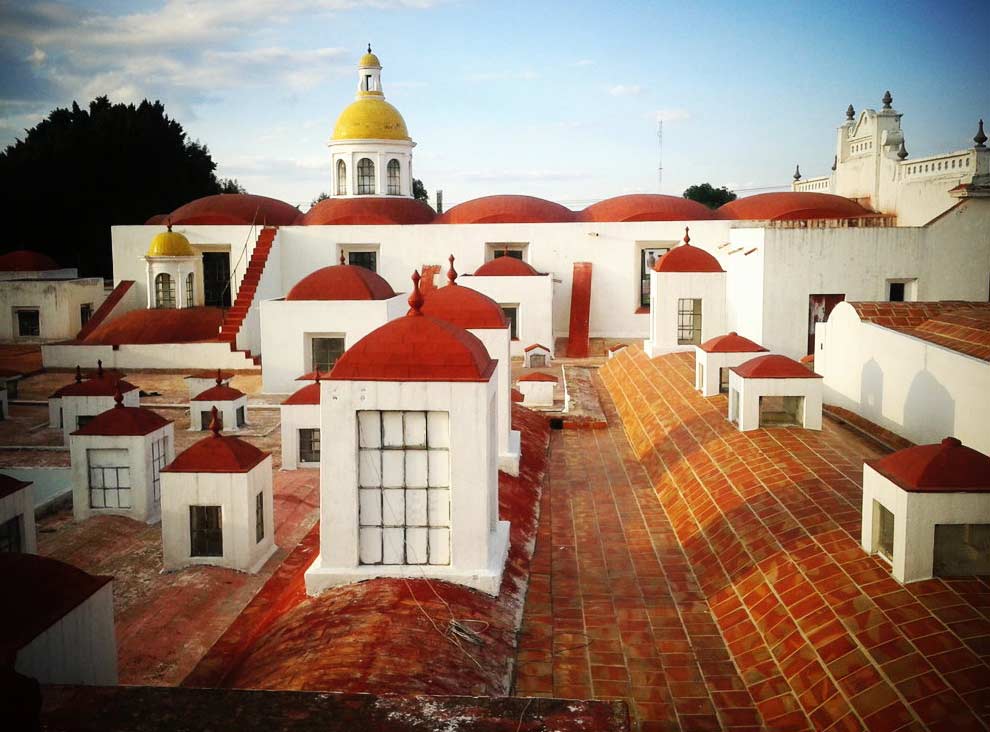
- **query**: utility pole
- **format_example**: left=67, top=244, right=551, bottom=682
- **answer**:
left=657, top=119, right=663, bottom=193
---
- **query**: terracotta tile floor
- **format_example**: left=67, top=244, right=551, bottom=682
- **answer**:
left=589, top=347, right=990, bottom=731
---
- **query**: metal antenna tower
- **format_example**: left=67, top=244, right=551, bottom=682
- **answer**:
left=657, top=119, right=663, bottom=192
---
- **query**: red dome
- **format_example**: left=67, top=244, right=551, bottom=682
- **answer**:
left=54, top=376, right=138, bottom=398
left=298, top=197, right=436, bottom=225
left=435, top=195, right=576, bottom=224
left=731, top=354, right=821, bottom=379
left=0, top=250, right=60, bottom=272
left=422, top=284, right=507, bottom=330
left=163, top=433, right=268, bottom=473
left=580, top=194, right=715, bottom=222
left=518, top=372, right=558, bottom=382
left=699, top=332, right=768, bottom=354
left=869, top=437, right=990, bottom=493
left=473, top=257, right=541, bottom=277
left=285, top=264, right=395, bottom=301
left=717, top=192, right=872, bottom=221
left=158, top=194, right=301, bottom=226
left=330, top=314, right=496, bottom=383
left=72, top=404, right=170, bottom=437
left=192, top=384, right=244, bottom=401
left=653, top=244, right=723, bottom=273
left=81, top=307, right=224, bottom=345
left=283, top=382, right=320, bottom=405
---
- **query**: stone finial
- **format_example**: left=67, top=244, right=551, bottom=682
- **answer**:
left=975, top=119, right=988, bottom=149
left=897, top=140, right=908, bottom=160
left=882, top=90, right=893, bottom=110
left=314, top=370, right=321, bottom=383
left=215, top=368, right=223, bottom=386
left=832, top=155, right=837, bottom=172
left=407, top=270, right=424, bottom=316
left=846, top=104, right=855, bottom=121
left=793, top=164, right=801, bottom=181
left=209, top=406, right=221, bottom=437
left=75, top=365, right=82, bottom=383
left=447, top=254, right=457, bottom=285
left=114, top=384, right=124, bottom=408
left=340, top=251, right=346, bottom=265
left=683, top=227, right=691, bottom=246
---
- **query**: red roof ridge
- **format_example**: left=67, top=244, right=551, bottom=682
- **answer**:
left=518, top=372, right=558, bottom=382
left=868, top=437, right=990, bottom=493
left=72, top=405, right=171, bottom=437
left=192, top=384, right=245, bottom=401
left=699, top=331, right=768, bottom=354
left=730, top=354, right=821, bottom=379
left=524, top=343, right=550, bottom=352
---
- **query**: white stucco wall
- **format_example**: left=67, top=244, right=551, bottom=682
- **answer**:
left=58, top=391, right=140, bottom=444
left=460, top=275, right=554, bottom=358
left=189, top=395, right=248, bottom=432
left=0, top=481, right=37, bottom=553
left=42, top=342, right=258, bottom=370
left=469, top=326, right=518, bottom=475
left=0, top=467, right=71, bottom=510
left=646, top=270, right=726, bottom=357
left=280, top=403, right=320, bottom=471
left=519, top=379, right=555, bottom=407
left=0, top=278, right=106, bottom=341
left=728, top=372, right=823, bottom=432
left=695, top=349, right=768, bottom=398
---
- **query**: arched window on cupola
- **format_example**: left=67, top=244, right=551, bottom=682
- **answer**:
left=185, top=273, right=195, bottom=307
left=357, top=158, right=375, bottom=194
left=387, top=159, right=400, bottom=195
left=155, top=273, right=175, bottom=309
left=336, top=159, right=347, bottom=195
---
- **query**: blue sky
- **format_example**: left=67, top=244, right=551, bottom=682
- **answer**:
left=1, top=0, right=986, bottom=210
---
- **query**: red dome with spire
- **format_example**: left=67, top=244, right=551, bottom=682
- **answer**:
left=435, top=195, right=576, bottom=224
left=869, top=437, right=990, bottom=493
left=298, top=197, right=436, bottom=225
left=163, top=408, right=268, bottom=473
left=699, top=332, right=768, bottom=354
left=421, top=256, right=508, bottom=329
left=156, top=193, right=301, bottom=226
left=285, top=263, right=396, bottom=301
left=717, top=192, right=873, bottom=221
left=653, top=228, right=724, bottom=273
left=72, top=387, right=170, bottom=437
left=580, top=194, right=715, bottom=222
left=731, top=354, right=820, bottom=379
left=473, top=256, right=542, bottom=276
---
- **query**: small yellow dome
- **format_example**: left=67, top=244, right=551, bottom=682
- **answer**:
left=332, top=98, right=410, bottom=141
left=359, top=51, right=381, bottom=68
left=147, top=227, right=194, bottom=257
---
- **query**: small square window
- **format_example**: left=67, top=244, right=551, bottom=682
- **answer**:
left=312, top=337, right=345, bottom=372
left=348, top=251, right=377, bottom=272
left=80, top=303, right=93, bottom=325
left=0, top=515, right=23, bottom=553
left=299, top=428, right=320, bottom=463
left=190, top=506, right=223, bottom=557
left=16, top=310, right=40, bottom=337
left=201, top=410, right=223, bottom=430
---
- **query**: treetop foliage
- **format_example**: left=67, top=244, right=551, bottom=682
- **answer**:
left=683, top=182, right=737, bottom=209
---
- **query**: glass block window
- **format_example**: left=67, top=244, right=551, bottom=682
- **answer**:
left=677, top=298, right=702, bottom=345
left=336, top=159, right=347, bottom=195
left=190, top=505, right=223, bottom=557
left=0, top=515, right=23, bottom=553
left=357, top=158, right=375, bottom=194
left=255, top=492, right=265, bottom=544
left=88, top=448, right=131, bottom=509
left=151, top=436, right=167, bottom=504
left=299, top=428, right=320, bottom=463
left=155, top=273, right=175, bottom=308
left=347, top=250, right=377, bottom=272
left=357, top=410, right=451, bottom=566
left=312, top=337, right=345, bottom=372
left=387, top=158, right=401, bottom=195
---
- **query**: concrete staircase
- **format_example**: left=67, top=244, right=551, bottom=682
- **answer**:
left=218, top=226, right=277, bottom=366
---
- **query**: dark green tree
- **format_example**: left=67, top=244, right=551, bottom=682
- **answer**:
left=683, top=183, right=737, bottom=209
left=219, top=177, right=246, bottom=194
left=0, top=96, right=236, bottom=277
left=310, top=191, right=330, bottom=207
left=412, top=178, right=429, bottom=203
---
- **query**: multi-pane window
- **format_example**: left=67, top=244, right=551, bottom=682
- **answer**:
left=16, top=309, right=39, bottom=337
left=357, top=158, right=375, bottom=194
left=486, top=245, right=526, bottom=261
left=387, top=159, right=400, bottom=195
left=501, top=305, right=518, bottom=339
left=358, top=410, right=451, bottom=566
left=336, top=159, right=347, bottom=195
left=312, top=337, right=345, bottom=372
left=0, top=515, right=23, bottom=553
left=88, top=448, right=131, bottom=509
left=348, top=251, right=377, bottom=272
left=299, top=428, right=320, bottom=463
left=640, top=247, right=669, bottom=308
left=185, top=273, right=194, bottom=307
left=151, top=436, right=167, bottom=504
left=80, top=303, right=93, bottom=326
left=677, top=298, right=702, bottom=345
left=190, top=506, right=223, bottom=557
left=255, top=492, right=265, bottom=544
left=155, top=273, right=175, bottom=308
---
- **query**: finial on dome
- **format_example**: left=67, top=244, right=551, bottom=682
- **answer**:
left=340, top=251, right=346, bottom=265
left=897, top=140, right=908, bottom=160
left=314, top=370, right=321, bottom=383
left=166, top=216, right=172, bottom=233
left=832, top=155, right=837, bottom=171
left=114, top=383, right=124, bottom=408
left=975, top=119, right=987, bottom=149
left=367, top=43, right=372, bottom=54
left=793, top=164, right=801, bottom=181
left=882, top=90, right=892, bottom=110
left=846, top=104, right=855, bottom=121
left=209, top=406, right=221, bottom=437
left=75, top=365, right=82, bottom=383
left=683, top=227, right=690, bottom=246
left=97, top=359, right=103, bottom=377
left=407, top=270, right=424, bottom=316
left=215, top=368, right=222, bottom=386
left=941, top=436, right=962, bottom=449
left=447, top=254, right=457, bottom=285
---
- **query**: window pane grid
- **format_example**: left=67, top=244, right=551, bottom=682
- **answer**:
left=336, top=160, right=347, bottom=195
left=357, top=158, right=375, bottom=194
left=312, top=337, right=345, bottom=372
left=151, top=437, right=167, bottom=503
left=89, top=465, right=132, bottom=509
left=155, top=273, right=175, bottom=309
left=299, top=428, right=320, bottom=462
left=190, top=506, right=223, bottom=556
left=677, top=298, right=702, bottom=345
left=185, top=273, right=194, bottom=307
left=387, top=159, right=400, bottom=195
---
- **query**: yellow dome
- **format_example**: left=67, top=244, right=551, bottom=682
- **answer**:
left=359, top=51, right=381, bottom=68
left=332, top=98, right=410, bottom=141
left=147, top=227, right=194, bottom=257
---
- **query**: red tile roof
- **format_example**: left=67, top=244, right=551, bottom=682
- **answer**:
left=518, top=372, right=558, bottom=382
left=731, top=354, right=821, bottom=379
left=192, top=384, right=245, bottom=402
left=510, top=388, right=524, bottom=403
left=653, top=244, right=723, bottom=273
left=285, top=264, right=396, bottom=301
left=869, top=437, right=990, bottom=493
left=163, top=419, right=268, bottom=474
left=718, top=192, right=874, bottom=221
left=699, top=331, right=768, bottom=353
left=0, top=473, right=31, bottom=500
left=421, top=281, right=507, bottom=329
left=54, top=376, right=138, bottom=398
left=524, top=343, right=550, bottom=352
left=0, top=553, right=112, bottom=655
left=81, top=307, right=225, bottom=345
left=282, top=382, right=320, bottom=405
left=297, top=197, right=436, bottom=225
left=157, top=193, right=301, bottom=226
left=436, top=195, right=576, bottom=224
left=0, top=249, right=60, bottom=272
left=851, top=302, right=990, bottom=361
left=580, top=193, right=715, bottom=222
left=472, top=256, right=542, bottom=277
left=72, top=403, right=170, bottom=437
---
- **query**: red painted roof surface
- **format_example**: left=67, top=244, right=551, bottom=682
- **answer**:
left=183, top=405, right=550, bottom=696
left=580, top=194, right=716, bottom=222
left=285, top=264, right=395, bottom=301
left=192, top=384, right=244, bottom=401
left=163, top=433, right=269, bottom=474
left=421, top=283, right=507, bottom=329
left=699, top=331, right=768, bottom=353
left=524, top=343, right=550, bottom=352
left=510, top=387, right=524, bottom=403
left=72, top=403, right=170, bottom=437
left=75, top=280, right=135, bottom=342
left=869, top=437, right=990, bottom=493
left=566, top=262, right=592, bottom=358
left=0, top=473, right=31, bottom=500
left=472, top=256, right=542, bottom=276
left=436, top=194, right=577, bottom=224
left=653, top=244, right=724, bottom=273
left=0, top=553, right=112, bottom=654
left=330, top=313, right=496, bottom=383
left=297, top=197, right=436, bottom=225
left=282, top=382, right=320, bottom=405
left=851, top=301, right=990, bottom=362
left=185, top=370, right=234, bottom=380
left=717, top=192, right=873, bottom=221
left=0, top=249, right=60, bottom=272
left=159, top=194, right=300, bottom=226
left=731, top=353, right=821, bottom=379
left=518, top=372, right=558, bottom=382
left=81, top=307, right=225, bottom=345
left=606, top=343, right=628, bottom=353
left=55, top=376, right=138, bottom=398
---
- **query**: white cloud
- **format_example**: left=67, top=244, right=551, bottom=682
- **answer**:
left=26, top=47, right=46, bottom=65
left=464, top=70, right=538, bottom=82
left=653, top=108, right=690, bottom=123
left=609, top=84, right=642, bottom=97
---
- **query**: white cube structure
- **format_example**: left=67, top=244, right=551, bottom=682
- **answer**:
left=0, top=474, right=37, bottom=553
left=728, top=355, right=823, bottom=431
left=461, top=255, right=554, bottom=359
left=49, top=366, right=140, bottom=443
left=524, top=343, right=552, bottom=368
left=423, top=257, right=520, bottom=476
left=184, top=370, right=233, bottom=400
left=259, top=260, right=407, bottom=394
left=517, top=372, right=558, bottom=407
left=644, top=229, right=727, bottom=358
left=3, top=553, right=117, bottom=686
left=862, top=437, right=990, bottom=584
left=695, top=332, right=769, bottom=397
left=190, top=378, right=248, bottom=431
left=70, top=392, right=175, bottom=524
left=305, top=275, right=509, bottom=596
left=280, top=376, right=321, bottom=470
left=160, top=410, right=277, bottom=573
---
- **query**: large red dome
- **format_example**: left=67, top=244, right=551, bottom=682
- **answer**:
left=870, top=437, right=990, bottom=492
left=156, top=194, right=301, bottom=226
left=285, top=264, right=395, bottom=301
left=473, top=256, right=541, bottom=276
left=717, top=192, right=872, bottom=221
left=298, top=197, right=436, bottom=225
left=435, top=195, right=576, bottom=224
left=653, top=244, right=723, bottom=273
left=421, top=284, right=508, bottom=329
left=581, top=194, right=715, bottom=222
left=0, top=250, right=60, bottom=272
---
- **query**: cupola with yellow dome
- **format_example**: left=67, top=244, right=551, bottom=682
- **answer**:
left=144, top=222, right=199, bottom=309
left=328, top=46, right=415, bottom=199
